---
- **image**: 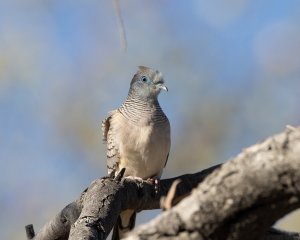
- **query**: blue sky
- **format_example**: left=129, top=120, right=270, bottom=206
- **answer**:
left=0, top=1, right=300, bottom=239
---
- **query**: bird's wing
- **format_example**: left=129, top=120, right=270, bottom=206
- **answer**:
left=154, top=119, right=171, bottom=179
left=102, top=111, right=120, bottom=176
left=163, top=118, right=171, bottom=169
left=164, top=152, right=169, bottom=168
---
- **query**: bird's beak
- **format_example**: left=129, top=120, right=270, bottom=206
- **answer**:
left=157, top=83, right=168, bottom=91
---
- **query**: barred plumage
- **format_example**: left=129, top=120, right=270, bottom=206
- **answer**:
left=119, top=97, right=168, bottom=124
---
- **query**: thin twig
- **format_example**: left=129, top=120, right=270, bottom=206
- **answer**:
left=112, top=0, right=127, bottom=51
left=161, top=179, right=181, bottom=210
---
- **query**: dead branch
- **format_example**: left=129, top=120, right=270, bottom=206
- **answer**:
left=28, top=165, right=220, bottom=239
left=27, top=126, right=300, bottom=240
left=126, top=126, right=300, bottom=240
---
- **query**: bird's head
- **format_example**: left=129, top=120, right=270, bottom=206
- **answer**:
left=129, top=66, right=168, bottom=100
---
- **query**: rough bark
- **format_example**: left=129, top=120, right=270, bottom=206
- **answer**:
left=27, top=126, right=300, bottom=240
left=29, top=201, right=82, bottom=240
left=29, top=165, right=220, bottom=240
left=126, top=126, right=300, bottom=240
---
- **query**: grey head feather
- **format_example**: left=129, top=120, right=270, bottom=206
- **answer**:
left=128, top=66, right=168, bottom=100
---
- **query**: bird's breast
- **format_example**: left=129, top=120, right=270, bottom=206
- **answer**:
left=113, top=114, right=170, bottom=179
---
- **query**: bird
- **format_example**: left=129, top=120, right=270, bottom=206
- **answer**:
left=102, top=66, right=171, bottom=240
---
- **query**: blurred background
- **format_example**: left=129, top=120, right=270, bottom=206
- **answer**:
left=0, top=0, right=300, bottom=239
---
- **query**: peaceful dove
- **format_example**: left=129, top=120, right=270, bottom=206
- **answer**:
left=102, top=66, right=171, bottom=239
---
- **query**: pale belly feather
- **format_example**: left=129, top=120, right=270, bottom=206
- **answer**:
left=117, top=120, right=170, bottom=179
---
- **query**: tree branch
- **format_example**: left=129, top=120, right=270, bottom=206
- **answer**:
left=27, top=126, right=300, bottom=240
left=29, top=165, right=220, bottom=239
left=126, top=126, right=300, bottom=240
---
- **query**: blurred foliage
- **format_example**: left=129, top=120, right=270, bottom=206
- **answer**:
left=0, top=1, right=300, bottom=239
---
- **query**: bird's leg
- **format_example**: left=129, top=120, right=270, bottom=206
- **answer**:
left=125, top=176, right=144, bottom=182
left=125, top=176, right=160, bottom=194
left=146, top=178, right=160, bottom=195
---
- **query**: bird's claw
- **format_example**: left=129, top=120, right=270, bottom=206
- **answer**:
left=125, top=176, right=160, bottom=195
left=146, top=178, right=160, bottom=195
left=125, top=176, right=144, bottom=182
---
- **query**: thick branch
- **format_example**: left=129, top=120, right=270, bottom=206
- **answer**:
left=30, top=165, right=220, bottom=240
left=127, top=126, right=300, bottom=240
left=32, top=201, right=82, bottom=240
left=69, top=164, right=222, bottom=239
left=28, top=126, right=300, bottom=240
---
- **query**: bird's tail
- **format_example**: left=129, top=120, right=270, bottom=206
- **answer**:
left=112, top=209, right=136, bottom=240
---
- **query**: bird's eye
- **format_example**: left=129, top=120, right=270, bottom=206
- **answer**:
left=140, top=76, right=148, bottom=83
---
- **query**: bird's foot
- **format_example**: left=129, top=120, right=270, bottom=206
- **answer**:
left=146, top=178, right=160, bottom=195
left=125, top=176, right=144, bottom=182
